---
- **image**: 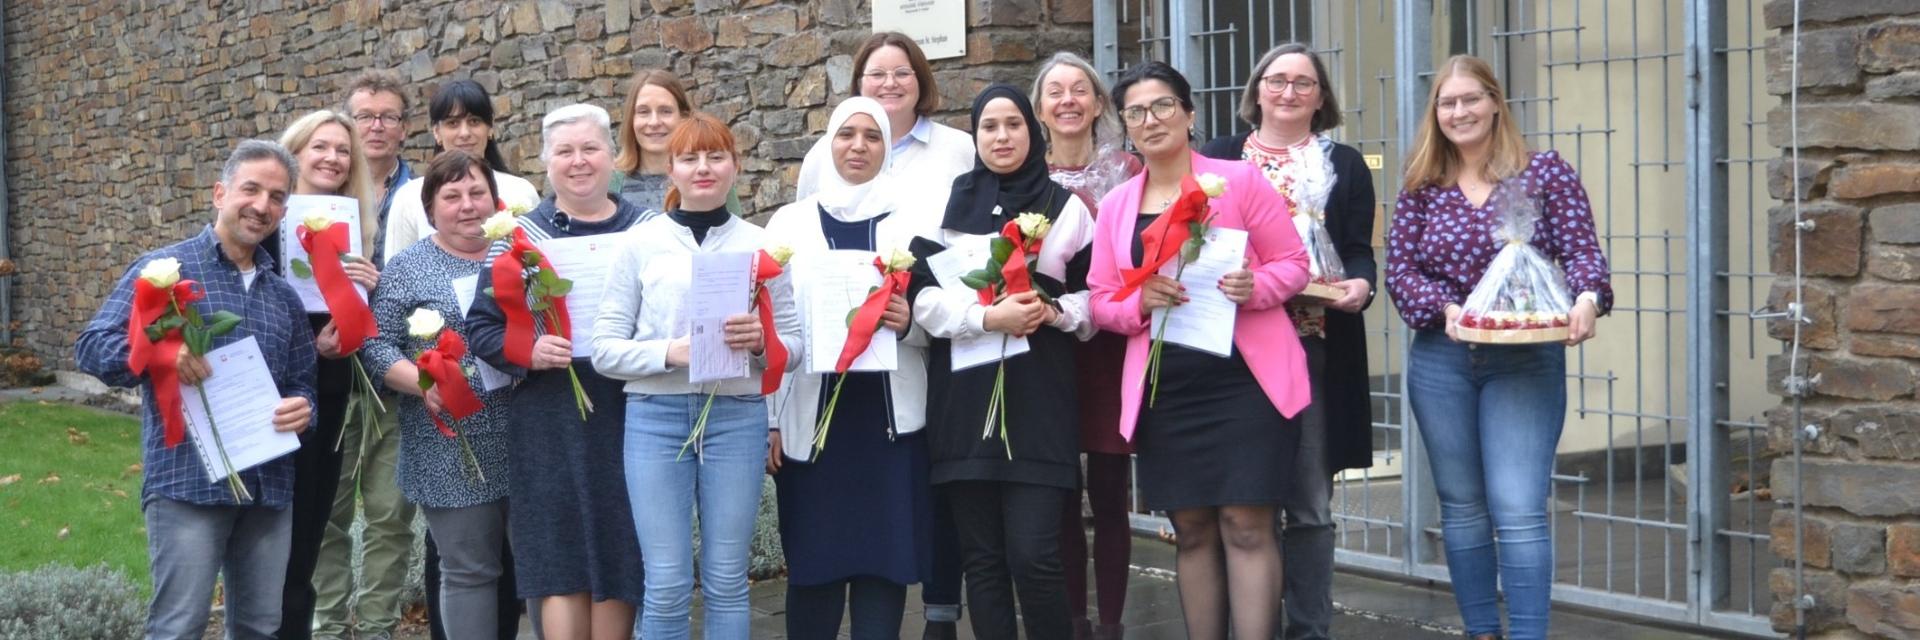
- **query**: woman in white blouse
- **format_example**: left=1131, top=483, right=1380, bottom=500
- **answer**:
left=382, top=79, right=541, bottom=261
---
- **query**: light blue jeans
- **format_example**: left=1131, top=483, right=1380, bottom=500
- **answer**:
left=143, top=496, right=292, bottom=640
left=624, top=393, right=768, bottom=640
left=1408, top=331, right=1567, bottom=640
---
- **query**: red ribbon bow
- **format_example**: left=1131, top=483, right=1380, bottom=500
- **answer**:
left=976, top=219, right=1046, bottom=306
left=490, top=227, right=573, bottom=368
left=416, top=330, right=485, bottom=438
left=127, top=278, right=204, bottom=448
left=835, top=257, right=913, bottom=374
left=296, top=222, right=376, bottom=354
left=1115, top=174, right=1208, bottom=301
left=753, top=250, right=788, bottom=395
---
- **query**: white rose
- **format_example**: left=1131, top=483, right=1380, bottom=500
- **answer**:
left=1197, top=173, right=1228, bottom=198
left=480, top=211, right=519, bottom=241
left=406, top=308, right=446, bottom=340
left=1014, top=212, right=1052, bottom=240
left=138, top=257, right=182, bottom=289
left=301, top=215, right=335, bottom=233
left=507, top=198, right=536, bottom=216
left=884, top=248, right=917, bottom=272
left=765, top=245, right=795, bottom=266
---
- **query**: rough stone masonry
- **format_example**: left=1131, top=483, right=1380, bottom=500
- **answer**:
left=3, top=0, right=1093, bottom=369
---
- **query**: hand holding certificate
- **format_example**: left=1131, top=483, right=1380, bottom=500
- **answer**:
left=480, top=213, right=597, bottom=418
left=178, top=336, right=301, bottom=494
left=1149, top=226, right=1247, bottom=357
left=281, top=195, right=367, bottom=314
left=687, top=252, right=752, bottom=384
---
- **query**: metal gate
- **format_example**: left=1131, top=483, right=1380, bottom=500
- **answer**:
left=1095, top=1, right=1783, bottom=635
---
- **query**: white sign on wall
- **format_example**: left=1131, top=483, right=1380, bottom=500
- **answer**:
left=873, top=0, right=967, bottom=60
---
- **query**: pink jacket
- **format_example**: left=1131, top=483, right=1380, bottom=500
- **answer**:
left=1089, top=152, right=1312, bottom=442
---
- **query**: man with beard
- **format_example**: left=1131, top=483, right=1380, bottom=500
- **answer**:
left=76, top=139, right=319, bottom=640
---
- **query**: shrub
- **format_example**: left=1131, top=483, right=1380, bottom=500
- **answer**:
left=0, top=563, right=145, bottom=639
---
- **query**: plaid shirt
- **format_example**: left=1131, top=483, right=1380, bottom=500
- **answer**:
left=75, top=226, right=317, bottom=508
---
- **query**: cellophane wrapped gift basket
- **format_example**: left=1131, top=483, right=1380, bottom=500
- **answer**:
left=1455, top=182, right=1574, bottom=344
left=1284, top=141, right=1347, bottom=302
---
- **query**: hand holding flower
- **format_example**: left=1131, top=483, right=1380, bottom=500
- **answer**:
left=174, top=349, right=212, bottom=385
left=530, top=334, right=573, bottom=370
left=882, top=294, right=911, bottom=333
left=723, top=313, right=764, bottom=354
left=1139, top=275, right=1186, bottom=313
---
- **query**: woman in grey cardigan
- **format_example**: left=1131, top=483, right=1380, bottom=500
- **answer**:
left=361, top=150, right=514, bottom=640
left=591, top=113, right=802, bottom=639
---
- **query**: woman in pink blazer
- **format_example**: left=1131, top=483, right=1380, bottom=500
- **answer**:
left=1089, top=61, right=1311, bottom=640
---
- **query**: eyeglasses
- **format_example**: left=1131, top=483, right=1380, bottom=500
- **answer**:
left=1260, top=75, right=1319, bottom=95
left=1119, top=97, right=1183, bottom=127
left=1437, top=90, right=1491, bottom=113
left=861, top=67, right=917, bottom=85
left=351, top=113, right=403, bottom=127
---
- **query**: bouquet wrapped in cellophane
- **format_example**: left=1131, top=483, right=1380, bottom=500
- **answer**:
left=1456, top=182, right=1575, bottom=344
left=1284, top=141, right=1346, bottom=301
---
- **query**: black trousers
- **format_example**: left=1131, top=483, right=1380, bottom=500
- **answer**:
left=924, top=485, right=964, bottom=609
left=785, top=576, right=907, bottom=640
left=276, top=355, right=350, bottom=640
left=426, top=534, right=524, bottom=640
left=947, top=481, right=1071, bottom=640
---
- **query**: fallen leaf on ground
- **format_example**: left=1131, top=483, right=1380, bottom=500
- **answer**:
left=37, top=472, right=59, bottom=484
left=67, top=428, right=89, bottom=445
left=0, top=474, right=19, bottom=487
left=122, top=463, right=142, bottom=478
left=56, top=525, right=69, bottom=540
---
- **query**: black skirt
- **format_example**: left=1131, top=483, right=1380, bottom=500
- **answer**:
left=1133, top=344, right=1298, bottom=511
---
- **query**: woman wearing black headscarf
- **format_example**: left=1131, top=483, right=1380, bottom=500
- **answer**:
left=906, top=85, right=1097, bottom=640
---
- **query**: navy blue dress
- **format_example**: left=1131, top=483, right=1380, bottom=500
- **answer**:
left=774, top=209, right=935, bottom=587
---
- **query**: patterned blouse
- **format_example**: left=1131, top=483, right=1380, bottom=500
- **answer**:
left=1243, top=134, right=1328, bottom=338
left=1386, top=151, right=1614, bottom=330
left=361, top=239, right=512, bottom=508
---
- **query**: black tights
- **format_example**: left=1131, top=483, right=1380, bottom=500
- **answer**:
left=1170, top=505, right=1281, bottom=640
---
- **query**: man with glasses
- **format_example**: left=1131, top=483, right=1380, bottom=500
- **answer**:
left=302, top=69, right=417, bottom=640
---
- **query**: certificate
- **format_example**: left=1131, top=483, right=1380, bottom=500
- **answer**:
left=537, top=236, right=619, bottom=358
left=280, top=195, right=366, bottom=313
left=688, top=252, right=751, bottom=384
left=792, top=250, right=897, bottom=374
left=1149, top=226, right=1247, bottom=357
left=452, top=275, right=515, bottom=392
left=178, top=336, right=301, bottom=483
left=925, top=241, right=1030, bottom=372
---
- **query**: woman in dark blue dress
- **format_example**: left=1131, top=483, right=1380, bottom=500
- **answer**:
left=764, top=97, right=935, bottom=640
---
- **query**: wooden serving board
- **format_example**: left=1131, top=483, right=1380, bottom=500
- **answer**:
left=1299, top=282, right=1345, bottom=301
left=1457, top=325, right=1569, bottom=344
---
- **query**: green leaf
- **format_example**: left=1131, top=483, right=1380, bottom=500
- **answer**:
left=181, top=305, right=203, bottom=327
left=528, top=280, right=549, bottom=299
left=990, top=238, right=1014, bottom=264
left=156, top=314, right=186, bottom=331
left=1181, top=237, right=1205, bottom=264
left=417, top=376, right=435, bottom=392
left=290, top=259, right=313, bottom=279
left=481, top=287, right=495, bottom=298
left=845, top=307, right=859, bottom=328
left=534, top=267, right=560, bottom=288
left=205, top=311, right=243, bottom=337
left=531, top=299, right=550, bottom=312
left=524, top=250, right=543, bottom=265
left=548, top=278, right=574, bottom=297
left=144, top=325, right=165, bottom=342
left=959, top=273, right=990, bottom=291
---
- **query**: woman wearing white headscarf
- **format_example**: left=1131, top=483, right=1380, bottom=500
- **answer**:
left=764, top=97, right=936, bottom=639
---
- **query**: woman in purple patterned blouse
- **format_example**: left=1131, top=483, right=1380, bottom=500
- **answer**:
left=1385, top=55, right=1612, bottom=640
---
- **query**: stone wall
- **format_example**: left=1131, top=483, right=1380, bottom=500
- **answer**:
left=3, top=0, right=1092, bottom=368
left=1762, top=0, right=1920, bottom=635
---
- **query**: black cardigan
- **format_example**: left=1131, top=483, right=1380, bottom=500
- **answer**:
left=1200, top=132, right=1378, bottom=473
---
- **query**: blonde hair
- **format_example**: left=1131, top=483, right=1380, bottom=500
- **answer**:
left=278, top=110, right=379, bottom=255
left=1401, top=55, right=1531, bottom=191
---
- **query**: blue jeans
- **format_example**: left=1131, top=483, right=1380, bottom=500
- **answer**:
left=143, top=496, right=292, bottom=640
left=1408, top=331, right=1566, bottom=640
left=624, top=393, right=768, bottom=640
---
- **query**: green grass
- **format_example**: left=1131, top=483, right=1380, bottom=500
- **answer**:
left=0, top=400, right=149, bottom=589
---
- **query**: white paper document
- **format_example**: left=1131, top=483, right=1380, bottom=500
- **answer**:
left=925, top=241, right=1030, bottom=372
left=688, top=252, right=752, bottom=384
left=279, top=195, right=367, bottom=313
left=792, top=250, right=898, bottom=374
left=537, top=236, right=619, bottom=358
left=452, top=275, right=515, bottom=392
left=1149, top=226, right=1248, bottom=357
left=178, top=336, right=301, bottom=484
